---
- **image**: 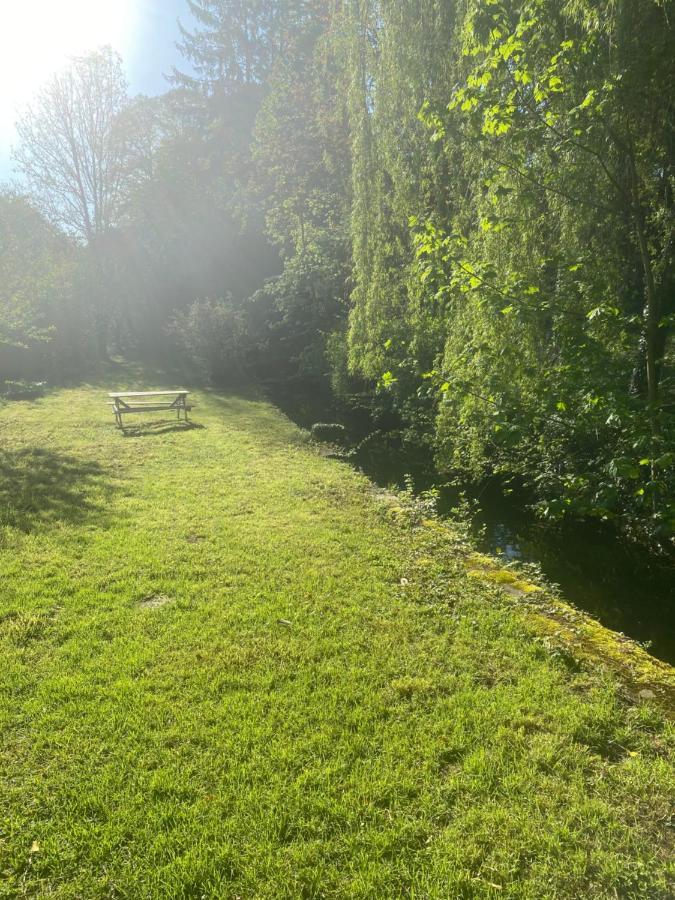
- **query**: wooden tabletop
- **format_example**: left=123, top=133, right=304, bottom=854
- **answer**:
left=108, top=390, right=189, bottom=398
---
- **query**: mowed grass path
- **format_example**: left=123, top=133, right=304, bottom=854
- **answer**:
left=0, top=379, right=673, bottom=898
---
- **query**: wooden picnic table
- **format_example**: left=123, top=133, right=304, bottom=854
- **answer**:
left=108, top=390, right=192, bottom=429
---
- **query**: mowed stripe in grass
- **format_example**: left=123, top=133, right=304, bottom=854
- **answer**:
left=0, top=381, right=673, bottom=898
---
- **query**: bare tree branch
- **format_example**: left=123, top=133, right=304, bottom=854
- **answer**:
left=13, top=47, right=130, bottom=244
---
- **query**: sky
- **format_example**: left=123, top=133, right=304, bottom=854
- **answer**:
left=0, top=0, right=195, bottom=180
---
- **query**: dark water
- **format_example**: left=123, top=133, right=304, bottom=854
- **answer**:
left=267, top=380, right=675, bottom=664
left=461, top=488, right=675, bottom=664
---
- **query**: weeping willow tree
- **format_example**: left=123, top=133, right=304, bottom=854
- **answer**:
left=423, top=0, right=675, bottom=539
left=338, top=0, right=674, bottom=542
left=337, top=0, right=459, bottom=445
left=345, top=1, right=457, bottom=377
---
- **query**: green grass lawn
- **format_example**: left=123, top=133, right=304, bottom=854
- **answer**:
left=1, top=375, right=673, bottom=898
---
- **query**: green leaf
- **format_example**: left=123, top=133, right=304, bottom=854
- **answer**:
left=579, top=89, right=596, bottom=110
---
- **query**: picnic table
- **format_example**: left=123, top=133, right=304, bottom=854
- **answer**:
left=108, top=390, right=192, bottom=429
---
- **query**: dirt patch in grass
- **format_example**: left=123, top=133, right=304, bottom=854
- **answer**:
left=137, top=594, right=173, bottom=609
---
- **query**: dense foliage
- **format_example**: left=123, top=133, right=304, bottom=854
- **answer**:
left=5, top=0, right=674, bottom=542
left=342, top=0, right=675, bottom=543
left=420, top=0, right=675, bottom=540
left=0, top=192, right=83, bottom=379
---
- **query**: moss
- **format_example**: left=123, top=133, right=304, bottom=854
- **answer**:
left=466, top=552, right=543, bottom=595
left=409, top=520, right=674, bottom=709
left=461, top=552, right=675, bottom=711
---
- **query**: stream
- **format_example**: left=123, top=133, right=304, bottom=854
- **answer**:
left=268, top=379, right=675, bottom=664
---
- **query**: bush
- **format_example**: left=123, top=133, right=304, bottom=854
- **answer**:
left=169, top=298, right=249, bottom=384
left=310, top=423, right=348, bottom=446
left=1, top=380, right=46, bottom=400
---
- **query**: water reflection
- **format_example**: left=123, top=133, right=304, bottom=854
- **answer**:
left=467, top=490, right=675, bottom=664
left=489, top=523, right=523, bottom=561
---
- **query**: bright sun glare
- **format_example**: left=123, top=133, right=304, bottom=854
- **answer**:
left=0, top=0, right=137, bottom=148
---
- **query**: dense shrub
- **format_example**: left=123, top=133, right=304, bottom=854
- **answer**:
left=169, top=298, right=249, bottom=385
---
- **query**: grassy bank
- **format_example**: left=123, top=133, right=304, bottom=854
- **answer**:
left=1, top=374, right=673, bottom=898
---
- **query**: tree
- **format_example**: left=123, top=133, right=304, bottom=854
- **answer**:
left=13, top=47, right=130, bottom=243
left=343, top=0, right=459, bottom=438
left=99, top=89, right=280, bottom=361
left=172, top=0, right=310, bottom=95
left=249, top=6, right=352, bottom=381
left=0, top=191, right=84, bottom=379
left=333, top=0, right=673, bottom=541
left=414, top=0, right=675, bottom=539
left=13, top=48, right=140, bottom=356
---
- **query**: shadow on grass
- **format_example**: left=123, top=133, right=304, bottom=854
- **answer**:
left=0, top=448, right=113, bottom=533
left=120, top=421, right=206, bottom=438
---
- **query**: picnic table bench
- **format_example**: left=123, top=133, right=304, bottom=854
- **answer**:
left=108, top=390, right=193, bottom=429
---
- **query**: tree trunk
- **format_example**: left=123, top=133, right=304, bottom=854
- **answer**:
left=627, top=154, right=660, bottom=410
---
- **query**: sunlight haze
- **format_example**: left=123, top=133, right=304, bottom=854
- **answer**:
left=0, top=1, right=137, bottom=136
left=0, top=0, right=190, bottom=178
